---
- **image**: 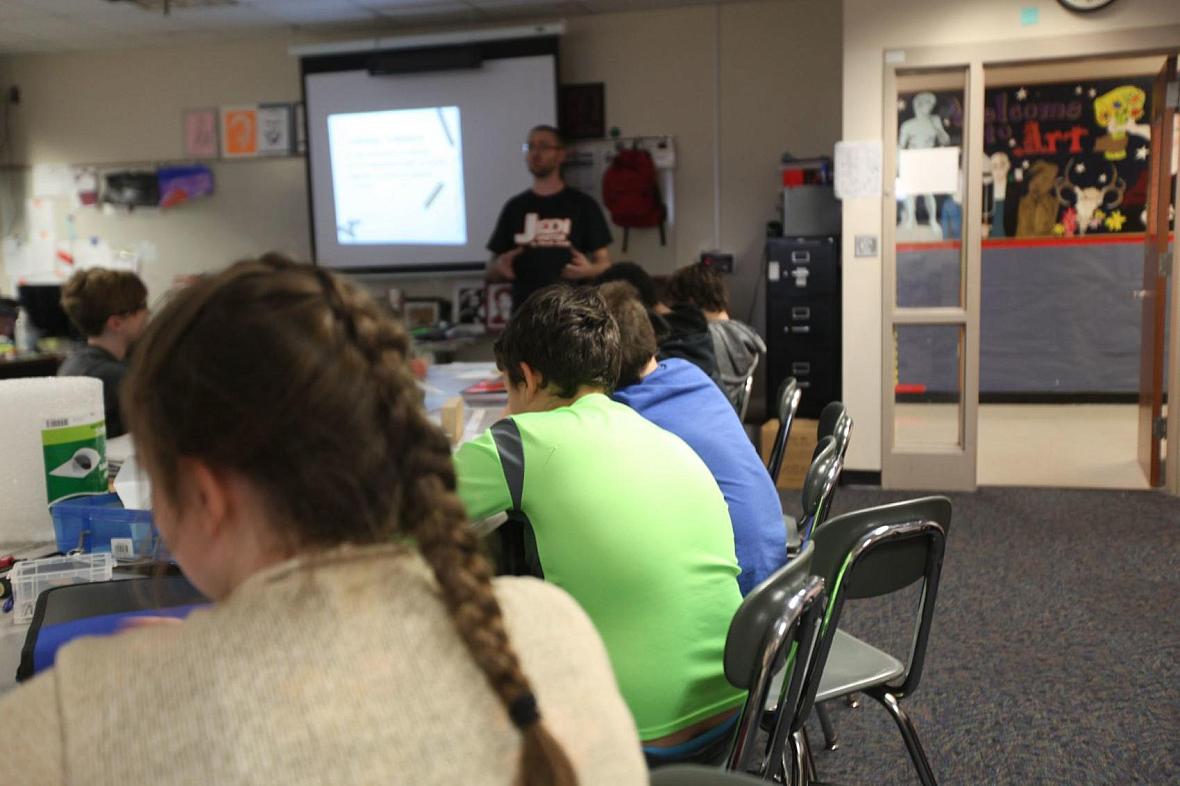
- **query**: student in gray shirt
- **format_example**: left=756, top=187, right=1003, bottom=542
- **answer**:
left=666, top=262, right=766, bottom=411
left=57, top=268, right=149, bottom=437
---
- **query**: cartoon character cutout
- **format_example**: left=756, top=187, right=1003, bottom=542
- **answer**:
left=1016, top=160, right=1060, bottom=237
left=1092, top=85, right=1149, bottom=161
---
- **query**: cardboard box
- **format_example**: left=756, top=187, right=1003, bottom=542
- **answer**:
left=761, top=418, right=819, bottom=491
left=439, top=396, right=465, bottom=446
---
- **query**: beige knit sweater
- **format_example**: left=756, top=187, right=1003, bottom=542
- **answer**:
left=0, top=544, right=648, bottom=785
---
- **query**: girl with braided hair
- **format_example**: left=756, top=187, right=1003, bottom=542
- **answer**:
left=0, top=257, right=645, bottom=785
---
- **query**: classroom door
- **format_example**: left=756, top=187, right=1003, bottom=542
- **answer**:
left=882, top=64, right=983, bottom=491
left=1138, top=55, right=1177, bottom=488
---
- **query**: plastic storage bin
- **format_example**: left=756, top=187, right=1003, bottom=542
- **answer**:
left=10, top=553, right=114, bottom=624
left=50, top=493, right=161, bottom=560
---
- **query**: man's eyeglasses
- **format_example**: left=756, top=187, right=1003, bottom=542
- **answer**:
left=522, top=143, right=562, bottom=154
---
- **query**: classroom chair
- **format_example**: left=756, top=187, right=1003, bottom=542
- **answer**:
left=645, top=542, right=825, bottom=784
left=803, top=496, right=952, bottom=786
left=766, top=377, right=801, bottom=486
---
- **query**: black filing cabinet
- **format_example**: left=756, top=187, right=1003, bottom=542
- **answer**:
left=766, top=236, right=841, bottom=419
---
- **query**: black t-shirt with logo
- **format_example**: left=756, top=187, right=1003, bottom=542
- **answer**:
left=487, top=187, right=613, bottom=310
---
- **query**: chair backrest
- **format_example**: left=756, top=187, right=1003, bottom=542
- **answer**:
left=650, top=764, right=769, bottom=785
left=797, top=437, right=841, bottom=548
left=816, top=400, right=853, bottom=462
left=765, top=377, right=801, bottom=484
left=801, top=496, right=952, bottom=713
left=735, top=354, right=759, bottom=422
left=723, top=541, right=825, bottom=778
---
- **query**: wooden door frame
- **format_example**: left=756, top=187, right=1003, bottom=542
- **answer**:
left=879, top=24, right=1180, bottom=493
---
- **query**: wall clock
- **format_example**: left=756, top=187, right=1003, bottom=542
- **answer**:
left=1057, top=0, right=1117, bottom=12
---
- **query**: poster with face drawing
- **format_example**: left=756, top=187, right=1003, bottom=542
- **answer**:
left=455, top=284, right=486, bottom=326
left=485, top=283, right=513, bottom=330
left=900, top=75, right=1175, bottom=240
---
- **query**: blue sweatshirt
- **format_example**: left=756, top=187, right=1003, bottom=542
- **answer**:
left=613, top=358, right=787, bottom=594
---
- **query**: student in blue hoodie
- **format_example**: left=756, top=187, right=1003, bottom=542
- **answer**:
left=600, top=281, right=788, bottom=594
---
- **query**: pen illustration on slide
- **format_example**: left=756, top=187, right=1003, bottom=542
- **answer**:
left=328, top=105, right=467, bottom=246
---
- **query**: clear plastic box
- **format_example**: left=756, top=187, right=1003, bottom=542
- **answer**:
left=50, top=493, right=160, bottom=560
left=10, top=553, right=114, bottom=624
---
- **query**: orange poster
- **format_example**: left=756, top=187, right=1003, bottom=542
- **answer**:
left=220, top=106, right=258, bottom=157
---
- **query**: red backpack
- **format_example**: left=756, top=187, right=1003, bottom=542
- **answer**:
left=602, top=148, right=666, bottom=250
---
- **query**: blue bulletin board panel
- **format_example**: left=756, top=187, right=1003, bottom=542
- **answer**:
left=896, top=235, right=1171, bottom=398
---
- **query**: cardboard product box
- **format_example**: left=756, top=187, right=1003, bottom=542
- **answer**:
left=760, top=417, right=819, bottom=490
left=439, top=396, right=465, bottom=446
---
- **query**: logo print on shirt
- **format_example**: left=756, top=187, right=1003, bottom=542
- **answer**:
left=514, top=213, right=572, bottom=247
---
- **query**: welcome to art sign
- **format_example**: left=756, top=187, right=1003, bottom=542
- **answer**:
left=898, top=75, right=1167, bottom=239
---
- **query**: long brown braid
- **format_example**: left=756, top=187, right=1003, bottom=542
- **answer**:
left=123, top=256, right=576, bottom=786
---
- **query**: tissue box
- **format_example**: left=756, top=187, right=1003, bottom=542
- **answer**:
left=50, top=493, right=162, bottom=560
left=10, top=553, right=114, bottom=624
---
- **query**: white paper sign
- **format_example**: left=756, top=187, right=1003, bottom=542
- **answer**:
left=834, top=141, right=883, bottom=199
left=897, top=146, right=960, bottom=197
left=31, top=164, right=76, bottom=199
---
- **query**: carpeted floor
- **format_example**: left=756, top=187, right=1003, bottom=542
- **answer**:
left=778, top=485, right=1180, bottom=785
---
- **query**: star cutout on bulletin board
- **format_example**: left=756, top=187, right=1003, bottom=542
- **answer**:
left=1074, top=162, right=1086, bottom=174
left=1098, top=173, right=1108, bottom=183
left=1136, top=146, right=1149, bottom=160
left=1075, top=85, right=1083, bottom=95
left=1022, top=160, right=1031, bottom=169
left=1088, top=88, right=1097, bottom=98
left=1008, top=138, right=1017, bottom=148
left=1016, top=87, right=1028, bottom=100
left=898, top=99, right=906, bottom=111
left=1105, top=210, right=1126, bottom=232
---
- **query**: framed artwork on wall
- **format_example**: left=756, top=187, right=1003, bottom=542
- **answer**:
left=220, top=106, right=259, bottom=158
left=182, top=108, right=219, bottom=159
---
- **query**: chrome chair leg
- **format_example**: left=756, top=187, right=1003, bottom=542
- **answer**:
left=872, top=691, right=937, bottom=786
left=845, top=693, right=860, bottom=709
left=786, top=731, right=808, bottom=786
left=815, top=702, right=839, bottom=750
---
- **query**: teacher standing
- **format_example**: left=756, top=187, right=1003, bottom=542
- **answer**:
left=487, top=125, right=613, bottom=312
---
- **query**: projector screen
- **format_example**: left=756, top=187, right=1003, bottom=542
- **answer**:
left=303, top=42, right=558, bottom=272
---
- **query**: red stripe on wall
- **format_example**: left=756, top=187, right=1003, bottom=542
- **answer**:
left=896, top=233, right=1174, bottom=253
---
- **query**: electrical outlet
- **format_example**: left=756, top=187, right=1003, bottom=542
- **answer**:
left=700, top=250, right=735, bottom=273
left=854, top=235, right=879, bottom=257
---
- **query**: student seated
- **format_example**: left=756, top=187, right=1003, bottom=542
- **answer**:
left=601, top=281, right=787, bottom=595
left=453, top=284, right=745, bottom=748
left=666, top=262, right=767, bottom=410
left=57, top=267, right=150, bottom=437
left=596, top=261, right=719, bottom=381
left=0, top=258, right=646, bottom=786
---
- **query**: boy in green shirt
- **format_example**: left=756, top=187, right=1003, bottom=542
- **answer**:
left=453, top=285, right=745, bottom=747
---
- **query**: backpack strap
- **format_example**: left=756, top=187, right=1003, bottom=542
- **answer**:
left=489, top=419, right=543, bottom=578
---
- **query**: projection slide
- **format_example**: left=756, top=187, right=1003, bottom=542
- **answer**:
left=328, top=106, right=466, bottom=245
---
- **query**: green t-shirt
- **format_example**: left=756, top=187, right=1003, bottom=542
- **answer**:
left=453, top=393, right=745, bottom=740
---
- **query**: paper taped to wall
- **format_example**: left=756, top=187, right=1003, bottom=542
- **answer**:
left=834, top=140, right=882, bottom=199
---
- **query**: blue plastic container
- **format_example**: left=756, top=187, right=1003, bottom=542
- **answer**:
left=50, top=493, right=163, bottom=560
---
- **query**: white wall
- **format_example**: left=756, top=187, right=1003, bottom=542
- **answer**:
left=0, top=0, right=843, bottom=340
left=841, top=0, right=1180, bottom=472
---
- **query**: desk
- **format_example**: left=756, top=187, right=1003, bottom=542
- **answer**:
left=0, top=352, right=64, bottom=380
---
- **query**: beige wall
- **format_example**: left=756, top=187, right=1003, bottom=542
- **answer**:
left=0, top=37, right=308, bottom=301
left=0, top=0, right=842, bottom=327
left=841, top=0, right=1180, bottom=472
